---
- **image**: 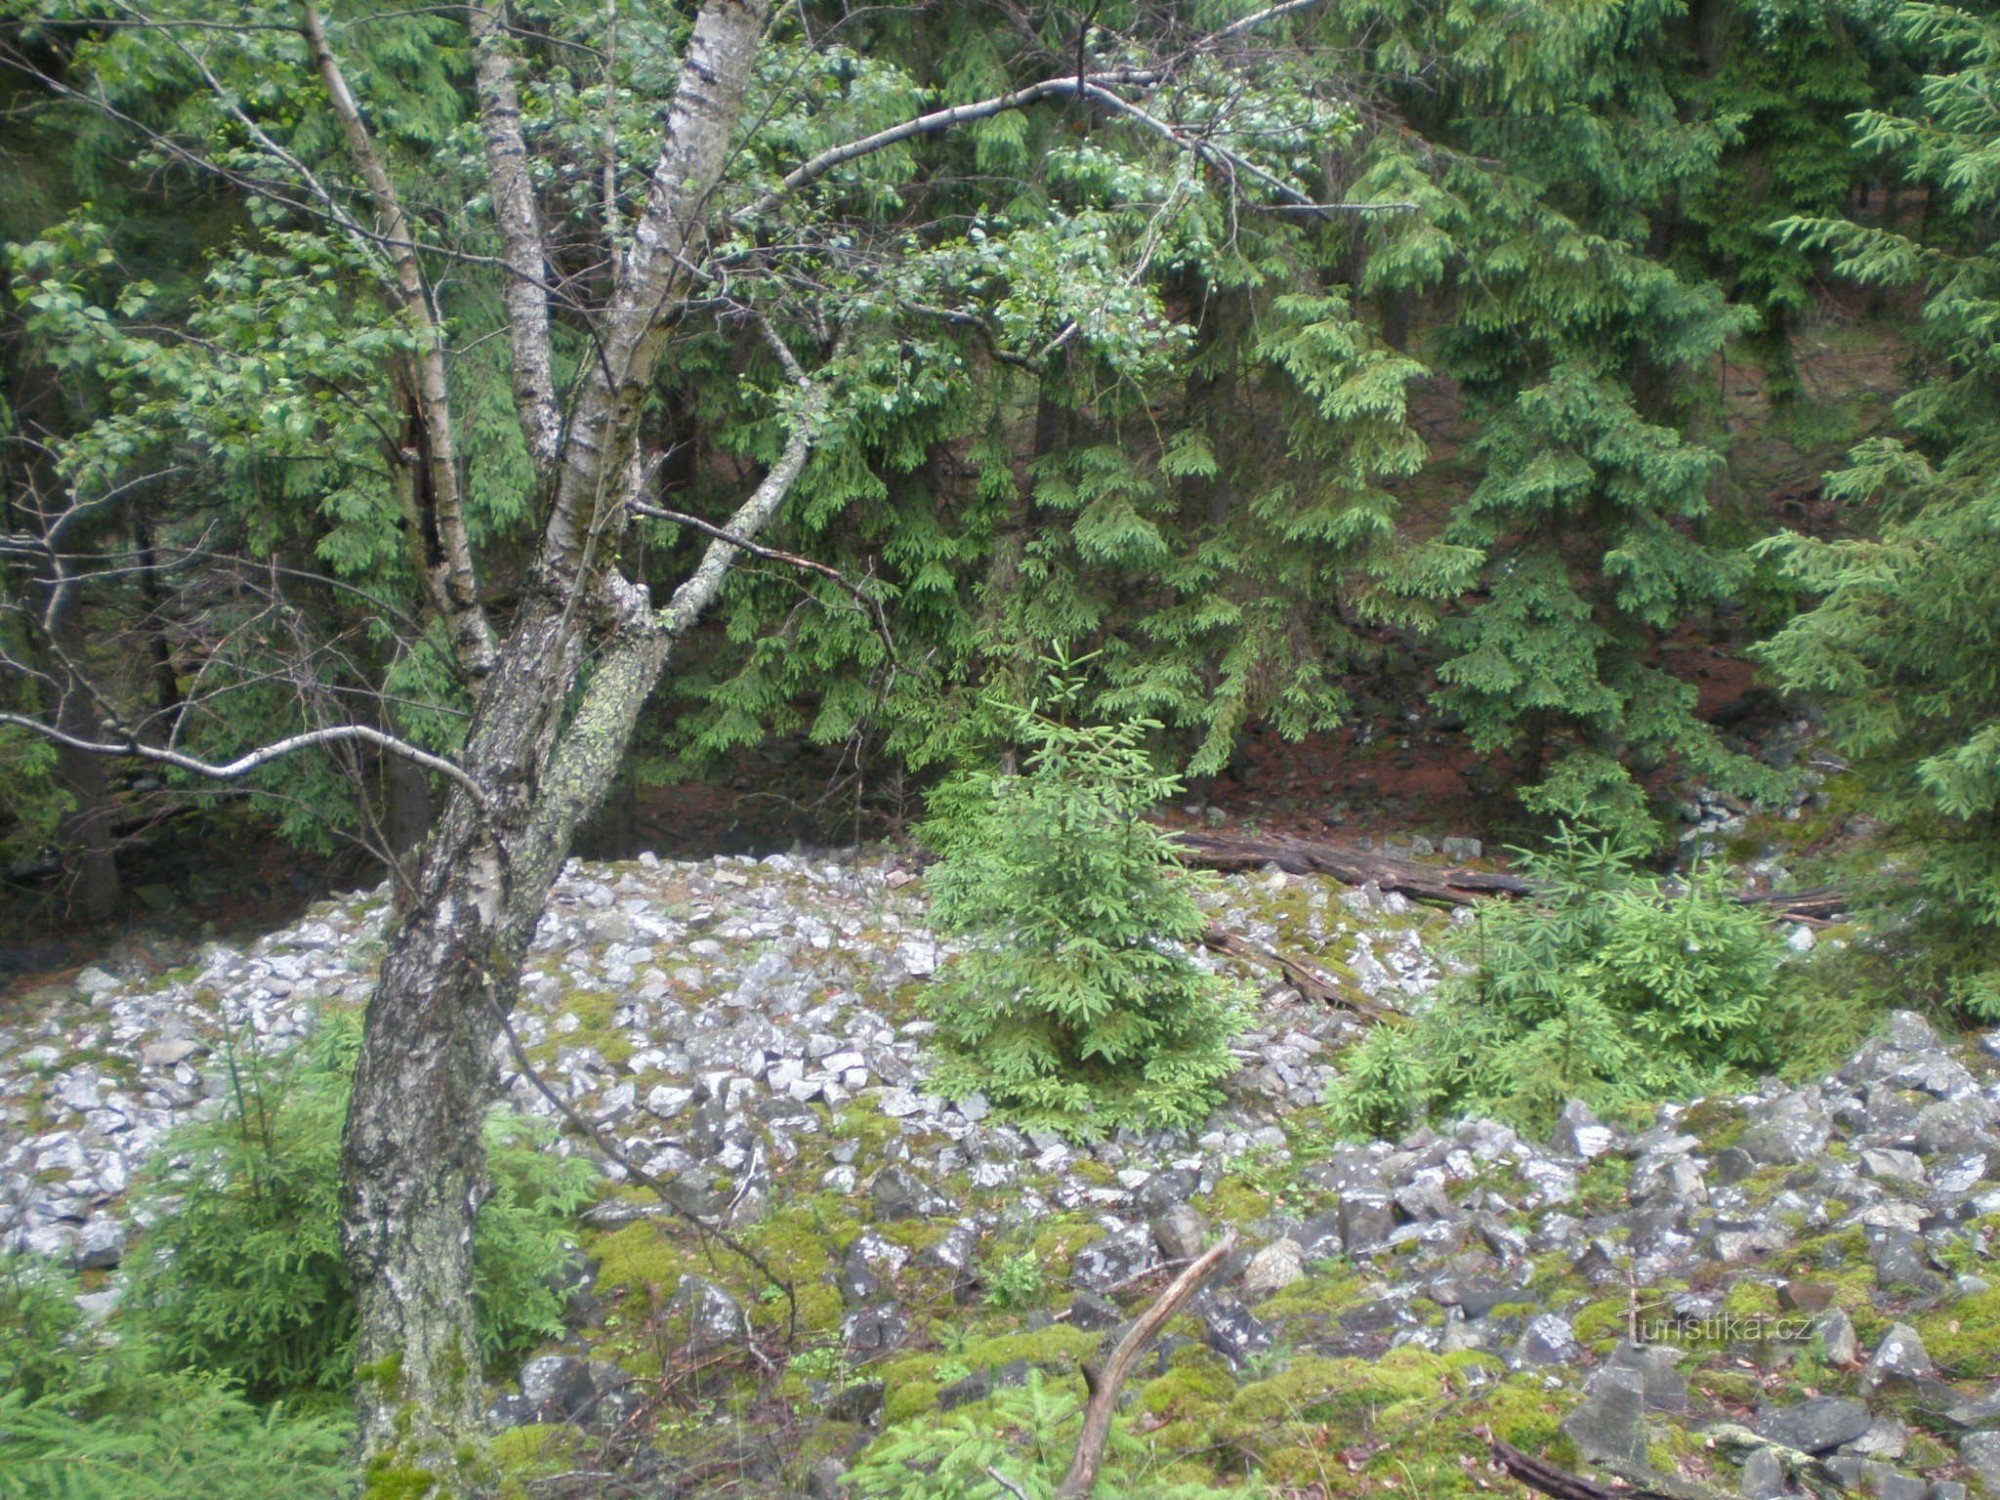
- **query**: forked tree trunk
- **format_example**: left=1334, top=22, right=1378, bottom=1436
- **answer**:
left=337, top=0, right=777, bottom=1477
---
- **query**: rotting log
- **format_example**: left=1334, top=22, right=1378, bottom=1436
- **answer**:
left=1170, top=829, right=1845, bottom=923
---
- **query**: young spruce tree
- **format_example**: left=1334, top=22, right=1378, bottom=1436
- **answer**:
left=917, top=656, right=1246, bottom=1138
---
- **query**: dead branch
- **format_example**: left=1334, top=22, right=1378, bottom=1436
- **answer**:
left=1054, top=1229, right=1238, bottom=1499
left=0, top=713, right=488, bottom=807
left=1200, top=924, right=1402, bottom=1024
left=1489, top=1437, right=1675, bottom=1500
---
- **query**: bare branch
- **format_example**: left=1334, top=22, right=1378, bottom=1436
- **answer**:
left=0, top=713, right=487, bottom=806
left=468, top=1, right=561, bottom=472
left=631, top=501, right=898, bottom=667
left=1055, top=1229, right=1239, bottom=1498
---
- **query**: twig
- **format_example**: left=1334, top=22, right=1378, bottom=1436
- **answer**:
left=484, top=990, right=799, bottom=1342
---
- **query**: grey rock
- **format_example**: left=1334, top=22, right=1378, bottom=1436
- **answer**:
left=1870, top=1229, right=1945, bottom=1295
left=1603, top=1340, right=1687, bottom=1412
left=1816, top=1306, right=1860, bottom=1367
left=1740, top=1093, right=1831, bottom=1165
left=1296, top=1210, right=1343, bottom=1260
left=1439, top=837, right=1483, bottom=862
left=1152, top=1203, right=1210, bottom=1262
left=73, top=1215, right=125, bottom=1270
left=1070, top=1226, right=1155, bottom=1293
left=1941, top=1392, right=2000, bottom=1431
left=1861, top=1323, right=1936, bottom=1393
left=1963, top=1432, right=2000, bottom=1495
left=804, top=1458, right=847, bottom=1499
left=824, top=1380, right=886, bottom=1424
left=74, top=966, right=121, bottom=999
left=669, top=1275, right=748, bottom=1353
left=1068, top=1290, right=1123, bottom=1332
left=1712, top=1146, right=1757, bottom=1184
left=1203, top=1299, right=1273, bottom=1363
left=1241, top=1239, right=1306, bottom=1301
left=1338, top=1192, right=1396, bottom=1255
left=841, top=1303, right=908, bottom=1355
left=1858, top=1464, right=1927, bottom=1500
left=1513, top=1314, right=1580, bottom=1368
left=1550, top=1100, right=1616, bottom=1161
left=1756, top=1396, right=1872, bottom=1454
left=514, top=1355, right=630, bottom=1424
left=1914, top=1096, right=1999, bottom=1156
left=1739, top=1447, right=1787, bottom=1499
left=1929, top=1483, right=1968, bottom=1500
left=140, top=1037, right=206, bottom=1068
left=1848, top=1415, right=1908, bottom=1460
left=1562, top=1367, right=1647, bottom=1467
left=871, top=1166, right=950, bottom=1221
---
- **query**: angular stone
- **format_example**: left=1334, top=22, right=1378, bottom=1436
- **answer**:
left=1963, top=1432, right=2000, bottom=1494
left=1551, top=1100, right=1616, bottom=1160
left=1739, top=1447, right=1786, bottom=1499
left=871, top=1166, right=950, bottom=1221
left=1755, top=1396, right=1872, bottom=1454
left=841, top=1303, right=908, bottom=1355
left=1068, top=1290, right=1123, bottom=1332
left=1070, top=1226, right=1154, bottom=1293
left=140, top=1037, right=206, bottom=1068
left=74, top=1215, right=125, bottom=1270
left=1337, top=1192, right=1396, bottom=1255
left=1849, top=1415, right=1908, bottom=1460
left=1203, top=1299, right=1273, bottom=1363
left=1151, top=1203, right=1209, bottom=1262
left=1513, top=1314, right=1580, bottom=1368
left=669, top=1275, right=748, bottom=1353
left=1861, top=1323, right=1936, bottom=1394
left=1603, top=1340, right=1687, bottom=1412
left=1242, top=1239, right=1306, bottom=1301
left=1562, top=1367, right=1647, bottom=1467
left=1816, top=1306, right=1860, bottom=1367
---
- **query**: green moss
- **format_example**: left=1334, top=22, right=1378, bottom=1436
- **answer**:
left=1251, top=1263, right=1368, bottom=1325
left=1029, top=1216, right=1102, bottom=1269
left=883, top=1379, right=943, bottom=1423
left=553, top=990, right=635, bottom=1067
left=489, top=1426, right=578, bottom=1499
left=1690, top=1369, right=1762, bottom=1408
left=362, top=1459, right=440, bottom=1500
left=954, top=1324, right=1100, bottom=1374
left=1915, top=1287, right=2000, bottom=1379
left=1678, top=1098, right=1748, bottom=1151
left=589, top=1220, right=690, bottom=1292
left=1137, top=1357, right=1236, bottom=1421
left=1572, top=1296, right=1633, bottom=1351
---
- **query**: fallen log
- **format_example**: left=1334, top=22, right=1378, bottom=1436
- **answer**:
left=1170, top=829, right=1846, bottom=924
left=1170, top=829, right=1533, bottom=904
